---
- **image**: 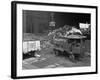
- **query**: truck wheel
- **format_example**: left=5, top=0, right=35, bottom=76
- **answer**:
left=69, top=54, right=75, bottom=61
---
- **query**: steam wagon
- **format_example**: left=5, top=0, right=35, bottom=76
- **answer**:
left=52, top=34, right=86, bottom=61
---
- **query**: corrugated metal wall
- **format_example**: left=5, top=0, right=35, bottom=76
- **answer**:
left=23, top=10, right=50, bottom=34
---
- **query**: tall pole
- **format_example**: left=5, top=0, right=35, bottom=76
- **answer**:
left=49, top=12, right=56, bottom=31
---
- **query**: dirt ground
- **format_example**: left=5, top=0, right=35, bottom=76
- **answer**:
left=22, top=33, right=91, bottom=69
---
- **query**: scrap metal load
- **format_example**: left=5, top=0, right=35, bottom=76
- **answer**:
left=48, top=25, right=82, bottom=39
